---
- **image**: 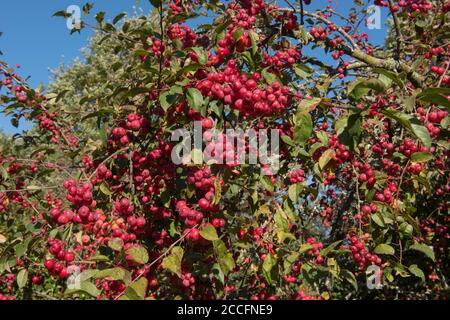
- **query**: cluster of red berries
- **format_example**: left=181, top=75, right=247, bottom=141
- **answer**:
left=168, top=24, right=197, bottom=48
left=0, top=273, right=15, bottom=298
left=276, top=11, right=298, bottom=30
left=288, top=169, right=306, bottom=183
left=399, top=138, right=421, bottom=157
left=37, top=112, right=62, bottom=144
left=310, top=27, right=328, bottom=41
left=306, top=237, right=325, bottom=264
left=196, top=59, right=290, bottom=116
left=44, top=240, right=77, bottom=280
left=212, top=218, right=226, bottom=228
left=168, top=0, right=193, bottom=15
left=430, top=65, right=447, bottom=76
left=0, top=293, right=16, bottom=300
left=354, top=162, right=377, bottom=189
left=381, top=158, right=401, bottom=176
left=93, top=164, right=113, bottom=184
left=346, top=235, right=382, bottom=269
left=263, top=46, right=301, bottom=69
left=406, top=162, right=424, bottom=176
left=176, top=200, right=204, bottom=228
left=150, top=38, right=166, bottom=58
left=417, top=107, right=446, bottom=137
left=229, top=0, right=265, bottom=19
left=371, top=135, right=395, bottom=156
left=180, top=272, right=196, bottom=288
left=398, top=0, right=434, bottom=14
left=125, top=113, right=147, bottom=132
left=114, top=198, right=135, bottom=217
left=425, top=47, right=445, bottom=59
left=82, top=155, right=94, bottom=170
left=374, top=182, right=397, bottom=203
left=111, top=126, right=130, bottom=145
left=187, top=167, right=216, bottom=191
left=334, top=146, right=352, bottom=164
left=356, top=203, right=378, bottom=222
left=203, top=132, right=241, bottom=167
left=63, top=180, right=94, bottom=207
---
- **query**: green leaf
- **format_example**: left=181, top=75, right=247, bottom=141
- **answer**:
left=149, top=0, right=161, bottom=8
left=296, top=97, right=321, bottom=115
left=411, top=152, right=433, bottom=163
left=370, top=214, right=385, bottom=228
left=113, top=13, right=127, bottom=24
left=186, top=88, right=204, bottom=112
left=299, top=244, right=313, bottom=254
left=409, top=243, right=435, bottom=261
left=340, top=269, right=358, bottom=291
left=248, top=31, right=259, bottom=55
left=159, top=89, right=181, bottom=111
left=213, top=240, right=235, bottom=276
left=317, top=130, right=329, bottom=146
left=373, top=68, right=405, bottom=88
left=320, top=240, right=342, bottom=256
left=162, top=246, right=184, bottom=277
left=82, top=3, right=94, bottom=14
left=212, top=263, right=225, bottom=285
left=374, top=243, right=395, bottom=255
left=53, top=10, right=71, bottom=18
left=126, top=246, right=149, bottom=264
left=293, top=113, right=313, bottom=143
left=119, top=278, right=148, bottom=300
left=338, top=112, right=362, bottom=151
left=65, top=281, right=101, bottom=298
left=399, top=222, right=413, bottom=238
left=294, top=63, right=313, bottom=79
left=89, top=255, right=110, bottom=262
left=318, top=149, right=334, bottom=170
left=17, top=269, right=28, bottom=289
left=274, top=208, right=289, bottom=231
left=260, top=176, right=274, bottom=192
left=417, top=87, right=450, bottom=110
left=190, top=47, right=208, bottom=65
left=382, top=109, right=431, bottom=148
left=96, top=268, right=131, bottom=285
left=99, top=183, right=113, bottom=196
left=408, top=264, right=425, bottom=283
left=262, top=254, right=277, bottom=285
left=199, top=224, right=219, bottom=241
left=288, top=183, right=303, bottom=202
left=79, top=269, right=99, bottom=282
left=95, top=12, right=106, bottom=24
left=261, top=67, right=281, bottom=85
left=171, top=12, right=200, bottom=24
left=349, top=78, right=386, bottom=100
left=108, top=238, right=124, bottom=251
left=410, top=123, right=432, bottom=149
left=232, top=27, right=244, bottom=41
left=281, top=135, right=295, bottom=146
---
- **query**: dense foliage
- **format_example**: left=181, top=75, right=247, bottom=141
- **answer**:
left=0, top=0, right=449, bottom=300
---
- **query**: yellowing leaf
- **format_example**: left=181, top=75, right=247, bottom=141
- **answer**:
left=162, top=246, right=184, bottom=277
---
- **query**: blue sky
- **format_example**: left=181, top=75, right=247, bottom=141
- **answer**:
left=0, top=0, right=389, bottom=134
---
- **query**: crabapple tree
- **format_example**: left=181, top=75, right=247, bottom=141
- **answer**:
left=0, top=0, right=449, bottom=300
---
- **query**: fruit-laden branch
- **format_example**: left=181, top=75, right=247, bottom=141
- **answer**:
left=277, top=8, right=424, bottom=88
left=387, top=0, right=403, bottom=60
